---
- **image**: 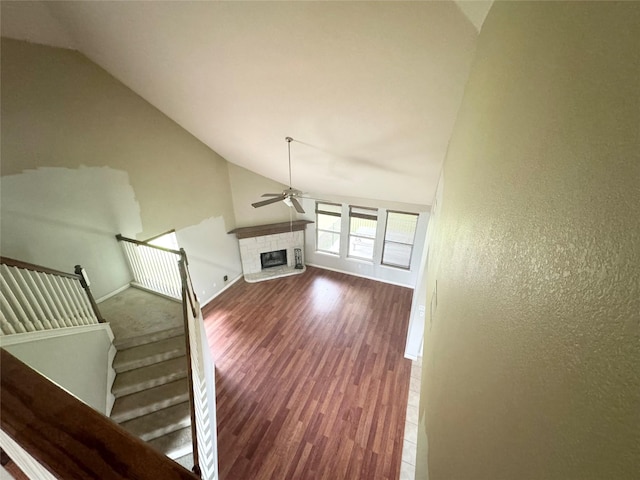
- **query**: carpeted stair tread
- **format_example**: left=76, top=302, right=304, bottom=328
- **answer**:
left=114, top=326, right=184, bottom=350
left=114, top=335, right=186, bottom=373
left=111, top=378, right=190, bottom=423
left=120, top=401, right=191, bottom=442
left=173, top=453, right=195, bottom=471
left=149, top=426, right=193, bottom=459
left=112, top=356, right=188, bottom=398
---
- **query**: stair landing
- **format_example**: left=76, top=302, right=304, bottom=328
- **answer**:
left=99, top=286, right=183, bottom=341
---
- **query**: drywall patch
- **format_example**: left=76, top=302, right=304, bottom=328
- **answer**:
left=1, top=166, right=143, bottom=298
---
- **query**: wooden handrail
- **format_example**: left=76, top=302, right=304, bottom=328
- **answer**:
left=115, top=234, right=182, bottom=255
left=141, top=229, right=177, bottom=244
left=0, top=349, right=199, bottom=480
left=1, top=257, right=81, bottom=280
left=180, top=249, right=198, bottom=318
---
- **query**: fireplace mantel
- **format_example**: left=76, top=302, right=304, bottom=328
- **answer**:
left=228, top=220, right=313, bottom=239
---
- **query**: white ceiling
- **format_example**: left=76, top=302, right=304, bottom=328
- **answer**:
left=1, top=1, right=489, bottom=206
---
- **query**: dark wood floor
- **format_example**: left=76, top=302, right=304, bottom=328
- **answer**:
left=203, top=266, right=413, bottom=480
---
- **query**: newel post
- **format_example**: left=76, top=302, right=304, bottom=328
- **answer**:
left=74, top=265, right=106, bottom=323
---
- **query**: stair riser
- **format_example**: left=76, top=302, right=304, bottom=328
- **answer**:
left=111, top=393, right=190, bottom=423
left=114, top=349, right=186, bottom=374
left=138, top=416, right=191, bottom=442
left=113, top=371, right=188, bottom=398
left=114, top=326, right=184, bottom=350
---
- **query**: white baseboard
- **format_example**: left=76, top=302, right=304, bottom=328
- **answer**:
left=201, top=274, right=243, bottom=307
left=306, top=263, right=414, bottom=289
left=0, top=323, right=114, bottom=347
left=129, top=283, right=181, bottom=303
left=96, top=283, right=130, bottom=304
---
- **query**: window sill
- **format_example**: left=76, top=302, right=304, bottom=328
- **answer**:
left=315, top=250, right=340, bottom=258
left=346, top=256, right=374, bottom=265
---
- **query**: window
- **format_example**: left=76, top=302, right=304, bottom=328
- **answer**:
left=316, top=202, right=342, bottom=254
left=348, top=206, right=377, bottom=261
left=381, top=211, right=419, bottom=269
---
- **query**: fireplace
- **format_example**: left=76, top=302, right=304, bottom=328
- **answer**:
left=228, top=220, right=312, bottom=283
left=261, top=249, right=287, bottom=269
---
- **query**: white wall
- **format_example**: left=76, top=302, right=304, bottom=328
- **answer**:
left=0, top=324, right=115, bottom=415
left=175, top=216, right=243, bottom=305
left=299, top=196, right=429, bottom=288
left=1, top=166, right=140, bottom=299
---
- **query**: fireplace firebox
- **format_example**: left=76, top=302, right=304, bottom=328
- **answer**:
left=260, top=249, right=287, bottom=269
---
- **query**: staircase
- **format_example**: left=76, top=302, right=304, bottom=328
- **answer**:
left=110, top=325, right=194, bottom=464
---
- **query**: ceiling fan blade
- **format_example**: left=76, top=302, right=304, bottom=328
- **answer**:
left=261, top=193, right=282, bottom=197
left=290, top=197, right=305, bottom=214
left=252, top=195, right=286, bottom=208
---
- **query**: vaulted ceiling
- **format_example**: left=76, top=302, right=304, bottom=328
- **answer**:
left=1, top=1, right=491, bottom=206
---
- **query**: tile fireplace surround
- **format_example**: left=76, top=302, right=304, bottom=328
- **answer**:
left=229, top=220, right=313, bottom=283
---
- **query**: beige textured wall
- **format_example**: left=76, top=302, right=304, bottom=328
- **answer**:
left=227, top=163, right=293, bottom=228
left=417, top=2, right=640, bottom=479
left=1, top=38, right=235, bottom=238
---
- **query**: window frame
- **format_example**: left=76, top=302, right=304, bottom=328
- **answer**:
left=347, top=205, right=378, bottom=261
left=381, top=210, right=419, bottom=270
left=315, top=201, right=342, bottom=255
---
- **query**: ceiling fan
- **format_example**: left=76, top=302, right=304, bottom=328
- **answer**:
left=252, top=136, right=307, bottom=214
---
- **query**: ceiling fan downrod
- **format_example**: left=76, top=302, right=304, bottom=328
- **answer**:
left=286, top=136, right=293, bottom=189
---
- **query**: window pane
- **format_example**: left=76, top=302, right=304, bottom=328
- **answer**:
left=317, top=213, right=341, bottom=231
left=382, top=211, right=418, bottom=268
left=382, top=243, right=413, bottom=268
left=348, top=236, right=374, bottom=260
left=317, top=231, right=340, bottom=254
left=316, top=202, right=341, bottom=254
left=349, top=217, right=377, bottom=239
left=385, top=212, right=418, bottom=244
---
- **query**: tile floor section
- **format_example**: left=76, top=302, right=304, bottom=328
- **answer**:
left=400, top=358, right=422, bottom=480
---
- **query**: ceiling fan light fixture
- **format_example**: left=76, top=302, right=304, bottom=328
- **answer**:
left=283, top=197, right=293, bottom=207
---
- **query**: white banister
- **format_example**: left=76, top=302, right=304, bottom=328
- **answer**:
left=31, top=272, right=64, bottom=329
left=180, top=259, right=218, bottom=480
left=118, top=238, right=182, bottom=300
left=0, top=260, right=100, bottom=335
left=11, top=267, right=48, bottom=330
left=0, top=302, right=18, bottom=335
left=0, top=269, right=35, bottom=332
left=20, top=269, right=54, bottom=330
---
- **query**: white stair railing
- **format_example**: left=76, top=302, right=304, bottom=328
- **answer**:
left=180, top=254, right=218, bottom=480
left=0, top=258, right=103, bottom=335
left=116, top=234, right=182, bottom=300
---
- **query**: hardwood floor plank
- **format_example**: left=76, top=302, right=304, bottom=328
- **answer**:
left=204, top=267, right=413, bottom=480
